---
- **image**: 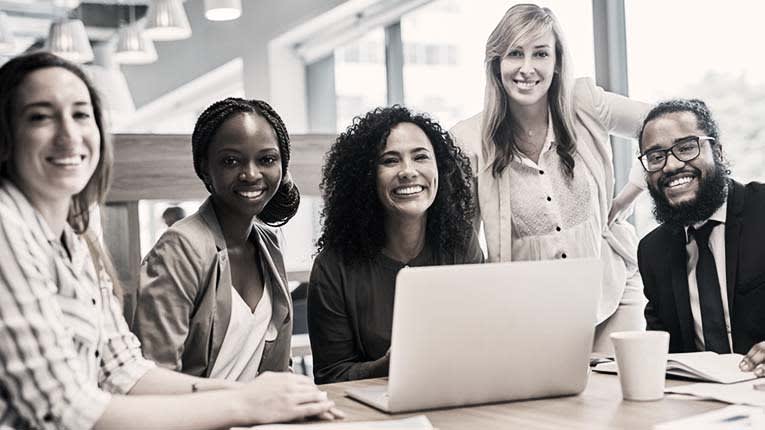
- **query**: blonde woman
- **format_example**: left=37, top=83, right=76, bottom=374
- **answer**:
left=451, top=4, right=649, bottom=351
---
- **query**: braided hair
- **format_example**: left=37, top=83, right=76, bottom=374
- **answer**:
left=191, top=97, right=300, bottom=227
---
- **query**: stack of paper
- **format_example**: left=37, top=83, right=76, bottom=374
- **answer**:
left=593, top=352, right=757, bottom=384
left=666, top=379, right=765, bottom=407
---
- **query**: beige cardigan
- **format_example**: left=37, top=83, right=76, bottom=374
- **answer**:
left=450, top=78, right=650, bottom=323
left=133, top=199, right=292, bottom=377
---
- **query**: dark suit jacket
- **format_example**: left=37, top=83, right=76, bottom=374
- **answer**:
left=638, top=180, right=765, bottom=353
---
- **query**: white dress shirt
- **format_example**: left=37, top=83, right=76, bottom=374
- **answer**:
left=684, top=198, right=732, bottom=351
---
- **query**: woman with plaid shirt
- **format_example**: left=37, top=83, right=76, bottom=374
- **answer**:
left=0, top=52, right=341, bottom=429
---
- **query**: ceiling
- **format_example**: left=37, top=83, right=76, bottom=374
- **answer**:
left=0, top=0, right=149, bottom=56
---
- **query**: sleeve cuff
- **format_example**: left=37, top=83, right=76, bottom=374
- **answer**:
left=101, top=357, right=156, bottom=395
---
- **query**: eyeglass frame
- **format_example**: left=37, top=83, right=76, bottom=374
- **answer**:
left=637, top=135, right=716, bottom=172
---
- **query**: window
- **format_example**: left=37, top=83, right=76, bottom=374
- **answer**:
left=334, top=28, right=388, bottom=131
left=400, top=0, right=595, bottom=129
left=626, top=0, right=765, bottom=235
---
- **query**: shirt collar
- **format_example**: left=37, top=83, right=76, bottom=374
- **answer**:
left=683, top=194, right=728, bottom=243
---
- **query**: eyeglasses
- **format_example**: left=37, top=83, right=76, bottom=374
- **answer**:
left=638, top=136, right=715, bottom=172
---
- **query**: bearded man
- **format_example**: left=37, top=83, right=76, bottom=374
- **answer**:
left=637, top=99, right=765, bottom=377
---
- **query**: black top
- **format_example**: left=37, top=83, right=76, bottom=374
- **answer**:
left=307, top=235, right=484, bottom=384
left=639, top=180, right=765, bottom=354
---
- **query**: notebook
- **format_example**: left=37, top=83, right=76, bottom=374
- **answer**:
left=593, top=351, right=757, bottom=384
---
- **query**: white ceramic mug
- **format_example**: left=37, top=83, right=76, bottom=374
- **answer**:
left=610, top=330, right=670, bottom=401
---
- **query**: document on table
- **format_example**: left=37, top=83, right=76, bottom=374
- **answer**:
left=592, top=352, right=756, bottom=384
left=240, top=415, right=433, bottom=429
left=654, top=405, right=765, bottom=429
left=665, top=378, right=765, bottom=407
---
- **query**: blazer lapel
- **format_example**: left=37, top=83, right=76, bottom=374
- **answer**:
left=669, top=227, right=695, bottom=351
left=724, top=180, right=744, bottom=316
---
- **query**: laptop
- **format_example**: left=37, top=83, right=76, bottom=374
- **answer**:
left=345, top=258, right=601, bottom=413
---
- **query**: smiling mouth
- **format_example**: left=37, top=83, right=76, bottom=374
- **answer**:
left=236, top=189, right=266, bottom=199
left=662, top=173, right=697, bottom=189
left=47, top=155, right=85, bottom=167
left=514, top=79, right=539, bottom=90
left=393, top=185, right=425, bottom=196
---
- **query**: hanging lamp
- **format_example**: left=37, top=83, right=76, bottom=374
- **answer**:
left=114, top=4, right=157, bottom=65
left=45, top=18, right=94, bottom=64
left=204, top=0, right=241, bottom=21
left=145, top=0, right=192, bottom=41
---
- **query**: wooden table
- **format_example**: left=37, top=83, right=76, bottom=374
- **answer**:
left=318, top=372, right=727, bottom=429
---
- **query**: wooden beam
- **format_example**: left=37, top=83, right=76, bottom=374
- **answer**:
left=107, top=133, right=336, bottom=202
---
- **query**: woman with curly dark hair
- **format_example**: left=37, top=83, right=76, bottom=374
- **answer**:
left=135, top=97, right=303, bottom=382
left=307, top=106, right=484, bottom=384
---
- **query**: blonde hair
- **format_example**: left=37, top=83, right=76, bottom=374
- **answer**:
left=481, top=3, right=577, bottom=178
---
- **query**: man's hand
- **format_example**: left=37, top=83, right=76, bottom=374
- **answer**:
left=739, top=341, right=765, bottom=377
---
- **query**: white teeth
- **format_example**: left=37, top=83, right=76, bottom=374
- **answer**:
left=514, top=80, right=537, bottom=90
left=668, top=176, right=694, bottom=187
left=237, top=190, right=264, bottom=199
left=393, top=185, right=423, bottom=196
left=49, top=156, right=83, bottom=166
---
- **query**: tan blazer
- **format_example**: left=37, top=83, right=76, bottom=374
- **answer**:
left=133, top=199, right=292, bottom=377
left=450, top=78, right=650, bottom=323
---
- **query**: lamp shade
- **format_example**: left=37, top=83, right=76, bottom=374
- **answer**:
left=204, top=0, right=241, bottom=21
left=45, top=18, right=94, bottom=64
left=0, top=11, right=15, bottom=54
left=145, top=0, right=192, bottom=41
left=114, top=24, right=158, bottom=64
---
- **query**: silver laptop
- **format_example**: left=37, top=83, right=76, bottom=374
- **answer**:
left=346, top=258, right=601, bottom=413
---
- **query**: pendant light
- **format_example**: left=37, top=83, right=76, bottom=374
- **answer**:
left=45, top=18, right=94, bottom=64
left=0, top=11, right=15, bottom=54
left=204, top=0, right=241, bottom=21
left=114, top=4, right=157, bottom=64
left=145, top=0, right=192, bottom=41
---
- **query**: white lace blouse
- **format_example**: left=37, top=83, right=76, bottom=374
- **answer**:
left=508, top=117, right=601, bottom=262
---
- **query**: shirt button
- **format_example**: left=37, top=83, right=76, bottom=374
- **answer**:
left=95, top=350, right=100, bottom=358
left=556, top=226, right=561, bottom=232
left=561, top=253, right=567, bottom=259
left=539, top=170, right=545, bottom=175
left=546, top=196, right=552, bottom=202
left=43, top=412, right=54, bottom=422
left=91, top=298, right=96, bottom=305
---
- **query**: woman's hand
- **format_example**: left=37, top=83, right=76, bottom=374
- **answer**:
left=739, top=342, right=765, bottom=377
left=239, top=372, right=345, bottom=424
left=608, top=183, right=643, bottom=225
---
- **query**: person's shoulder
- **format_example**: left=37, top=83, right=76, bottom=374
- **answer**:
left=0, top=183, right=25, bottom=227
left=638, top=222, right=675, bottom=254
left=744, top=180, right=765, bottom=195
left=572, top=77, right=600, bottom=108
left=312, top=247, right=345, bottom=271
left=450, top=112, right=483, bottom=147
left=160, top=211, right=212, bottom=246
left=146, top=211, right=216, bottom=266
left=450, top=112, right=486, bottom=171
left=740, top=180, right=765, bottom=214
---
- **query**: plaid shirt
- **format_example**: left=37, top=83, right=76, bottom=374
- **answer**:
left=0, top=180, right=154, bottom=430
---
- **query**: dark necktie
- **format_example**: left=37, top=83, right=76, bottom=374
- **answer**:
left=689, top=220, right=730, bottom=353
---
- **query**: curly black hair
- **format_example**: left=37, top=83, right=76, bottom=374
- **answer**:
left=317, top=105, right=476, bottom=264
left=191, top=97, right=300, bottom=227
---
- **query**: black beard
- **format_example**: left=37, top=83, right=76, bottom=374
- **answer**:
left=648, top=163, right=728, bottom=228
